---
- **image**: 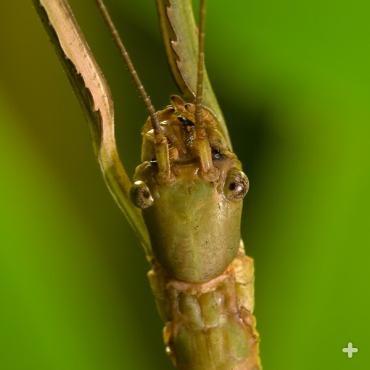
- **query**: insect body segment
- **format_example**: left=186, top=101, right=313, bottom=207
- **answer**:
left=149, top=245, right=261, bottom=370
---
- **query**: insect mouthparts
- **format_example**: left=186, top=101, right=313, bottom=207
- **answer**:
left=177, top=115, right=195, bottom=127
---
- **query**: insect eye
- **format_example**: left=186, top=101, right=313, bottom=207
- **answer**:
left=224, top=170, right=249, bottom=201
left=211, top=148, right=223, bottom=160
left=130, top=181, right=154, bottom=209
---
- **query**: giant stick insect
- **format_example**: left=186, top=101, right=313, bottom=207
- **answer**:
left=34, top=0, right=262, bottom=369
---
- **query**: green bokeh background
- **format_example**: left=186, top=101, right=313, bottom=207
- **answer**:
left=1, top=1, right=369, bottom=369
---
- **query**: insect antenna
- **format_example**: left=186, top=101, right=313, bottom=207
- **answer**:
left=195, top=0, right=206, bottom=128
left=96, top=0, right=171, bottom=180
left=194, top=0, right=215, bottom=177
left=96, top=0, right=160, bottom=133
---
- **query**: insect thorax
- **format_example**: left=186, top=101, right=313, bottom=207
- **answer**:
left=132, top=95, right=249, bottom=283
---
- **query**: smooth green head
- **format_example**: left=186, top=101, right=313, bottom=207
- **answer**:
left=131, top=96, right=249, bottom=283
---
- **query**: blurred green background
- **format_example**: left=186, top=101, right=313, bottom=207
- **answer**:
left=0, top=1, right=369, bottom=369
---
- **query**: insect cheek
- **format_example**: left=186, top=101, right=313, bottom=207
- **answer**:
left=130, top=181, right=154, bottom=209
left=224, top=170, right=249, bottom=201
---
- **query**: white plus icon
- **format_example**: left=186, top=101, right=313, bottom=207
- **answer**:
left=342, top=342, right=358, bottom=359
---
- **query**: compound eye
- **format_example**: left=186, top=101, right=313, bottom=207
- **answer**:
left=224, top=170, right=249, bottom=201
left=130, top=181, right=154, bottom=209
left=211, top=148, right=223, bottom=161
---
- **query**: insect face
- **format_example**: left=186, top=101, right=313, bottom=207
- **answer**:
left=132, top=96, right=249, bottom=282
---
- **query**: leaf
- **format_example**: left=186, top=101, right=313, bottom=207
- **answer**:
left=156, top=0, right=231, bottom=147
left=34, top=0, right=151, bottom=256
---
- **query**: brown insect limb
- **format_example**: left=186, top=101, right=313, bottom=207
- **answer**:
left=96, top=0, right=171, bottom=181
